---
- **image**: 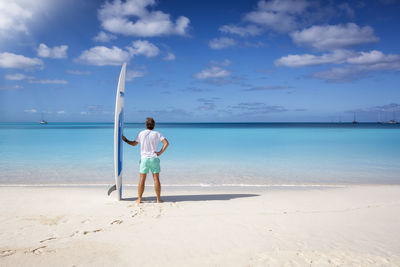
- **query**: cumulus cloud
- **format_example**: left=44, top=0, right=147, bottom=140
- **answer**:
left=93, top=31, right=117, bottom=42
left=219, top=24, right=263, bottom=37
left=76, top=46, right=131, bottom=66
left=127, top=40, right=159, bottom=57
left=346, top=50, right=400, bottom=65
left=276, top=48, right=400, bottom=82
left=209, top=37, right=236, bottom=50
left=275, top=50, right=354, bottom=67
left=194, top=66, right=231, bottom=79
left=243, top=0, right=310, bottom=33
left=0, top=1, right=32, bottom=36
left=77, top=40, right=159, bottom=66
left=312, top=67, right=363, bottom=82
left=290, top=23, right=379, bottom=50
left=0, top=0, right=58, bottom=38
left=98, top=0, right=190, bottom=37
left=0, top=52, right=43, bottom=69
left=163, top=52, right=175, bottom=61
left=37, top=43, right=68, bottom=59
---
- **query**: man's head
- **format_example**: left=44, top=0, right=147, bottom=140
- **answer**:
left=146, top=117, right=155, bottom=130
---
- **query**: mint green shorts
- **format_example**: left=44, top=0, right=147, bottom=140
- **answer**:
left=139, top=157, right=161, bottom=174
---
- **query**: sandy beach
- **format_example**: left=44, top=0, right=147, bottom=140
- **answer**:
left=0, top=185, right=399, bottom=266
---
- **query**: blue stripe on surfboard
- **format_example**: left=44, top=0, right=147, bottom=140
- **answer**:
left=117, top=110, right=123, bottom=199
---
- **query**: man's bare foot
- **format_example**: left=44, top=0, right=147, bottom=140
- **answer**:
left=136, top=198, right=142, bottom=204
left=157, top=199, right=163, bottom=203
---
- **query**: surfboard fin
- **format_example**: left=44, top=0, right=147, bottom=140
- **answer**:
left=107, top=184, right=116, bottom=196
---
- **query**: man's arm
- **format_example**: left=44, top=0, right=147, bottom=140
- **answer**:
left=156, top=138, right=169, bottom=156
left=122, top=135, right=138, bottom=146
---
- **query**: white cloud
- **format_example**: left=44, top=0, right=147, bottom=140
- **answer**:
left=219, top=24, right=262, bottom=37
left=312, top=51, right=400, bottom=82
left=5, top=72, right=69, bottom=84
left=0, top=0, right=57, bottom=38
left=194, top=66, right=231, bottom=79
left=57, top=110, right=65, bottom=114
left=126, top=69, right=146, bottom=81
left=29, top=79, right=68, bottom=84
left=67, top=70, right=91, bottom=75
left=24, top=109, right=37, bottom=113
left=77, top=46, right=131, bottom=66
left=275, top=50, right=354, bottom=67
left=0, top=1, right=32, bottom=36
left=276, top=49, right=400, bottom=69
left=93, top=31, right=117, bottom=42
left=163, top=52, right=175, bottom=61
left=0, top=52, right=43, bottom=69
left=346, top=50, right=400, bottom=65
left=98, top=0, right=190, bottom=37
left=290, top=23, right=379, bottom=50
left=77, top=41, right=159, bottom=66
left=209, top=37, right=236, bottom=50
left=128, top=40, right=159, bottom=57
left=37, top=43, right=68, bottom=59
left=4, top=73, right=34, bottom=80
left=243, top=0, right=310, bottom=33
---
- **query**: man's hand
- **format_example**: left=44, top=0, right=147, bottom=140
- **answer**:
left=156, top=151, right=162, bottom=156
left=122, top=135, right=128, bottom=142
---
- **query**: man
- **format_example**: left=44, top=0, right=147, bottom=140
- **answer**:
left=122, top=117, right=169, bottom=203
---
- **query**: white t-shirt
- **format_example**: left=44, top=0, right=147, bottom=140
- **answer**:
left=135, top=129, right=165, bottom=158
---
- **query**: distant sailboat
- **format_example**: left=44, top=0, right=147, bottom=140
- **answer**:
left=377, top=112, right=382, bottom=124
left=388, top=110, right=397, bottom=124
left=352, top=112, right=358, bottom=124
left=40, top=113, right=48, bottom=125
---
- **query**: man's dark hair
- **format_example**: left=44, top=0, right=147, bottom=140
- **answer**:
left=146, top=117, right=155, bottom=130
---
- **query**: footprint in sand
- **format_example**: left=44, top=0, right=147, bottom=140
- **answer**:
left=83, top=229, right=103, bottom=235
left=39, top=237, right=57, bottom=243
left=81, top=219, right=91, bottom=224
left=111, top=220, right=123, bottom=225
left=1, top=250, right=16, bottom=257
left=26, top=246, right=46, bottom=255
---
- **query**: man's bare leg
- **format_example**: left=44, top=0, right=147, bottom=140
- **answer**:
left=152, top=173, right=163, bottom=203
left=137, top=173, right=146, bottom=203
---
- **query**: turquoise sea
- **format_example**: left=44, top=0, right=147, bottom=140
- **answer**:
left=0, top=122, right=399, bottom=186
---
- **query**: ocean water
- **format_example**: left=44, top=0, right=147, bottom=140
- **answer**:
left=0, top=122, right=399, bottom=186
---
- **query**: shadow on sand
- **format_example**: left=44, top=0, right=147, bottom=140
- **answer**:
left=121, top=193, right=259, bottom=203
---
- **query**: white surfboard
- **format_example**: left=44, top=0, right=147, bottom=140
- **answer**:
left=108, top=63, right=126, bottom=200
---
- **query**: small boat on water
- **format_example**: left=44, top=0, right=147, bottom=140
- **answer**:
left=39, top=113, right=48, bottom=125
left=352, top=112, right=358, bottom=124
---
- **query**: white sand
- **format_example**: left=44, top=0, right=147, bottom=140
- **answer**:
left=1, top=185, right=400, bottom=266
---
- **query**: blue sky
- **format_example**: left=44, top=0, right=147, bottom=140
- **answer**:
left=0, top=0, right=399, bottom=122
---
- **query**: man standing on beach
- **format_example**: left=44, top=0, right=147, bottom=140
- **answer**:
left=122, top=118, right=169, bottom=203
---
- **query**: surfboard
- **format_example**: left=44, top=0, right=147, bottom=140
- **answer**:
left=108, top=63, right=126, bottom=200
